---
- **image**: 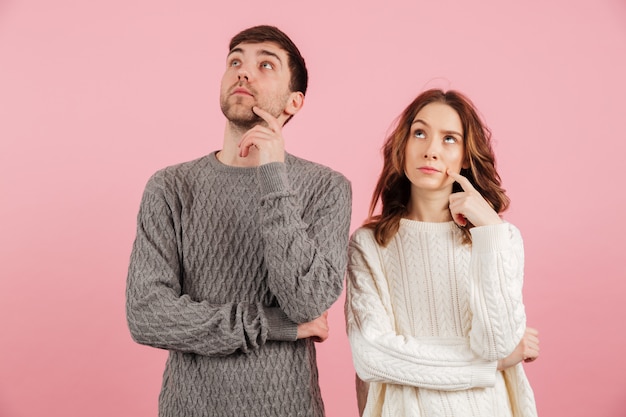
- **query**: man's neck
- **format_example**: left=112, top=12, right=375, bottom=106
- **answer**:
left=217, top=122, right=261, bottom=167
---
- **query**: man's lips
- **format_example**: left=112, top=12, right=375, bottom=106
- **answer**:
left=231, top=87, right=253, bottom=97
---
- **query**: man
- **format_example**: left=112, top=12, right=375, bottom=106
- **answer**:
left=126, top=25, right=352, bottom=417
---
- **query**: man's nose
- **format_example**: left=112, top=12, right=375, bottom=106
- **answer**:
left=237, top=66, right=250, bottom=81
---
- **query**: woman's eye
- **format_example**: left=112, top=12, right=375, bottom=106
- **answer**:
left=444, top=136, right=457, bottom=143
left=413, top=130, right=425, bottom=138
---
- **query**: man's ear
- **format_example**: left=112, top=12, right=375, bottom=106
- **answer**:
left=277, top=91, right=304, bottom=127
left=284, top=91, right=304, bottom=117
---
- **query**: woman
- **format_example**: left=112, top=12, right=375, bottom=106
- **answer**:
left=345, top=89, right=539, bottom=417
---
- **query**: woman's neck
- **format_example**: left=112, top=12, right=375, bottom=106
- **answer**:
left=405, top=189, right=453, bottom=223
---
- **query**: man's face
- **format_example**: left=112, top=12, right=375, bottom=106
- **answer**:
left=220, top=41, right=293, bottom=129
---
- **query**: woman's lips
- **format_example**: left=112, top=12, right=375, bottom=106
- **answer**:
left=418, top=166, right=440, bottom=174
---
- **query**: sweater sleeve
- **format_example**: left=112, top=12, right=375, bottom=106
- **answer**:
left=256, top=162, right=352, bottom=323
left=346, top=229, right=497, bottom=391
left=126, top=174, right=296, bottom=358
left=467, top=223, right=527, bottom=360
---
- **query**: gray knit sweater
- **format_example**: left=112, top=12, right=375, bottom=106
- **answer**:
left=126, top=152, right=352, bottom=417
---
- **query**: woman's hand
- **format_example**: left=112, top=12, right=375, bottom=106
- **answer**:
left=447, top=170, right=502, bottom=227
left=497, top=327, right=540, bottom=370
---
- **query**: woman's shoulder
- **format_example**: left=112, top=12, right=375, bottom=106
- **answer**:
left=350, top=225, right=377, bottom=246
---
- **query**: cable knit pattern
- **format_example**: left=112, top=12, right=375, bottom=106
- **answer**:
left=126, top=151, right=351, bottom=417
left=346, top=219, right=537, bottom=417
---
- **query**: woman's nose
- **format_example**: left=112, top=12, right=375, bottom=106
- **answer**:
left=423, top=143, right=439, bottom=159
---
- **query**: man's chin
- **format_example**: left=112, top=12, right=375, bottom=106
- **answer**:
left=222, top=107, right=259, bottom=128
left=227, top=115, right=264, bottom=130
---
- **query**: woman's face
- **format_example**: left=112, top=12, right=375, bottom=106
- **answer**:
left=404, top=102, right=467, bottom=194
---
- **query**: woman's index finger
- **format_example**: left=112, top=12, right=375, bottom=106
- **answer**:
left=447, top=170, right=475, bottom=192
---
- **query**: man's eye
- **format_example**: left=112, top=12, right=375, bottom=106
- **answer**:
left=230, top=59, right=241, bottom=67
left=261, top=62, right=274, bottom=70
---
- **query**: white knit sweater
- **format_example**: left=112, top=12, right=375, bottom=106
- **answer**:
left=346, top=219, right=537, bottom=417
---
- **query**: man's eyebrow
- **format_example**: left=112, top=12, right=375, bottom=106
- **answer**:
left=227, top=47, right=243, bottom=58
left=226, top=47, right=283, bottom=66
left=257, top=49, right=282, bottom=65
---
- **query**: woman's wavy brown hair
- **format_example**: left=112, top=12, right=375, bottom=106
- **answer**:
left=365, top=89, right=510, bottom=246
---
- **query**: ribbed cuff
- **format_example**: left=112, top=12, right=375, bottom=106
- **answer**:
left=470, top=361, right=498, bottom=388
left=470, top=223, right=511, bottom=253
left=257, top=162, right=289, bottom=196
left=265, top=307, right=298, bottom=341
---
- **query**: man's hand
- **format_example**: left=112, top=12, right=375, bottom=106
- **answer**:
left=296, top=312, right=329, bottom=343
left=238, top=106, right=286, bottom=165
left=447, top=170, right=502, bottom=227
left=497, top=327, right=540, bottom=370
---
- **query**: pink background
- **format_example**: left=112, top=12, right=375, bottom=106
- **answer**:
left=1, top=0, right=625, bottom=416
